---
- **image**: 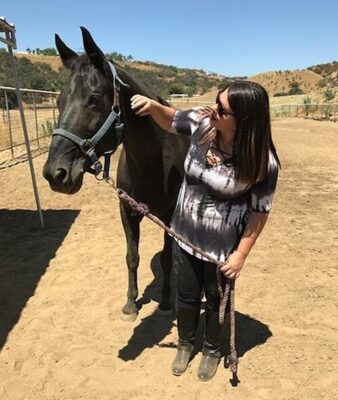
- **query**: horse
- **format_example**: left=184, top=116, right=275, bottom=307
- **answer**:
left=43, top=27, right=190, bottom=320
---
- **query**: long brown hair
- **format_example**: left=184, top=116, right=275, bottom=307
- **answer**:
left=227, top=81, right=280, bottom=184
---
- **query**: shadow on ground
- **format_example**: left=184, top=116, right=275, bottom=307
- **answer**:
left=118, top=251, right=272, bottom=363
left=0, top=209, right=79, bottom=349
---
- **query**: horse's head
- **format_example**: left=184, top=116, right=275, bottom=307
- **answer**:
left=43, top=27, right=123, bottom=194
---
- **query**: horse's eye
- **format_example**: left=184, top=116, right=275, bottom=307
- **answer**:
left=88, top=94, right=101, bottom=107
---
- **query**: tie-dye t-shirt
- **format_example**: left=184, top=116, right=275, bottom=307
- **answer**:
left=169, top=108, right=279, bottom=263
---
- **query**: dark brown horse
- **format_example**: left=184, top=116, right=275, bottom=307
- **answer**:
left=43, top=27, right=189, bottom=319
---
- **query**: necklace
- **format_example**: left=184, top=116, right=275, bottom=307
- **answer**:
left=206, top=135, right=232, bottom=167
left=210, top=135, right=232, bottom=157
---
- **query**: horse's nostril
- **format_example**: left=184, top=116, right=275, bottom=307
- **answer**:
left=53, top=168, right=67, bottom=185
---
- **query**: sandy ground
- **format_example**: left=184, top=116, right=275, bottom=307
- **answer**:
left=0, top=117, right=337, bottom=400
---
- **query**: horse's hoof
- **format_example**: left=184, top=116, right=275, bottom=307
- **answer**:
left=121, top=311, right=138, bottom=322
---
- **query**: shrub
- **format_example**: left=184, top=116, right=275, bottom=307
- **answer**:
left=39, top=48, right=58, bottom=56
left=323, top=89, right=335, bottom=101
left=168, top=82, right=185, bottom=95
left=303, top=96, right=312, bottom=116
left=317, top=78, right=327, bottom=88
left=288, top=81, right=303, bottom=95
left=41, top=120, right=55, bottom=136
left=0, top=91, right=18, bottom=109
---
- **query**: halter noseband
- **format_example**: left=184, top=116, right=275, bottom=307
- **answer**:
left=52, top=62, right=129, bottom=178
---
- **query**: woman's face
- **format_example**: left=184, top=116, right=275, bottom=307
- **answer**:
left=211, top=89, right=237, bottom=142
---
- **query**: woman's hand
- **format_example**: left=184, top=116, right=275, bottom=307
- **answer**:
left=220, top=250, right=247, bottom=280
left=130, top=94, right=176, bottom=130
left=131, top=94, right=155, bottom=117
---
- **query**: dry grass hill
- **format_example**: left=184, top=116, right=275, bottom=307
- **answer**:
left=308, top=61, right=338, bottom=79
left=14, top=53, right=160, bottom=73
left=15, top=53, right=62, bottom=72
left=248, top=69, right=322, bottom=96
left=13, top=53, right=337, bottom=104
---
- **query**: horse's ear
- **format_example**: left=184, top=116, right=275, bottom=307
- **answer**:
left=55, top=34, right=78, bottom=69
left=80, top=26, right=106, bottom=70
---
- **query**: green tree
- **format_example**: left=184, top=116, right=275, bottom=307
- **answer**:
left=186, top=87, right=196, bottom=97
left=40, top=48, right=58, bottom=56
left=217, top=78, right=232, bottom=90
left=106, top=52, right=126, bottom=62
left=168, top=82, right=185, bottom=94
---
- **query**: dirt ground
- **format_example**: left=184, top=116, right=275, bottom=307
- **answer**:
left=0, top=117, right=337, bottom=400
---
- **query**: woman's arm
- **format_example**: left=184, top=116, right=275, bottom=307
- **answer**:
left=220, top=211, right=269, bottom=280
left=131, top=94, right=176, bottom=131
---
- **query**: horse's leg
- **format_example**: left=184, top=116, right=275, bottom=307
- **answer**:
left=120, top=201, right=141, bottom=320
left=159, top=231, right=173, bottom=313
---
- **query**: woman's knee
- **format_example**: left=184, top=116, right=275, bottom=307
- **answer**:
left=177, top=289, right=202, bottom=309
left=204, top=291, right=220, bottom=312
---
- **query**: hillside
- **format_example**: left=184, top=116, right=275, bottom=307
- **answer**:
left=307, top=61, right=338, bottom=90
left=4, top=52, right=338, bottom=104
left=248, top=69, right=322, bottom=96
left=15, top=53, right=62, bottom=72
left=10, top=52, right=229, bottom=99
left=0, top=49, right=69, bottom=96
left=308, top=61, right=338, bottom=78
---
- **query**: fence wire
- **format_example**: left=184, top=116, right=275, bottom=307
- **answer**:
left=1, top=89, right=337, bottom=165
left=0, top=86, right=59, bottom=164
left=270, top=103, right=338, bottom=120
left=171, top=100, right=338, bottom=122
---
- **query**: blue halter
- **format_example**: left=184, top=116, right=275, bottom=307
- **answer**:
left=52, top=62, right=129, bottom=178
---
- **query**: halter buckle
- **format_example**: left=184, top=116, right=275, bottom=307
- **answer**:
left=93, top=160, right=102, bottom=175
left=80, top=139, right=95, bottom=153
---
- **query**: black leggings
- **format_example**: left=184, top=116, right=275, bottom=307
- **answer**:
left=174, top=241, right=228, bottom=313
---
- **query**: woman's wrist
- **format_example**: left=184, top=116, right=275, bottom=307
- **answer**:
left=235, top=249, right=249, bottom=259
left=148, top=99, right=156, bottom=113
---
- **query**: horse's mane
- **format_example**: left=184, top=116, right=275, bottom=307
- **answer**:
left=109, top=60, right=172, bottom=106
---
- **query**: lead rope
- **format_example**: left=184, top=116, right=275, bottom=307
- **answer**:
left=104, top=176, right=238, bottom=377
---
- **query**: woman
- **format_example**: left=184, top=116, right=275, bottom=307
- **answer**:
left=131, top=81, right=280, bottom=381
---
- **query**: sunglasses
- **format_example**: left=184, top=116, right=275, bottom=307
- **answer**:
left=216, top=91, right=235, bottom=117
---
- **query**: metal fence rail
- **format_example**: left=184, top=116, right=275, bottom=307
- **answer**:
left=1, top=89, right=337, bottom=165
left=270, top=104, right=338, bottom=120
left=0, top=86, right=59, bottom=163
left=171, top=100, right=338, bottom=122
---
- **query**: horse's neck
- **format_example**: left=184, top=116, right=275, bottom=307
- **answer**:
left=122, top=82, right=161, bottom=129
left=112, top=64, right=164, bottom=157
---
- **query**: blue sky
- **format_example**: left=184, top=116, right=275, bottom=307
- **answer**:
left=1, top=0, right=338, bottom=76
